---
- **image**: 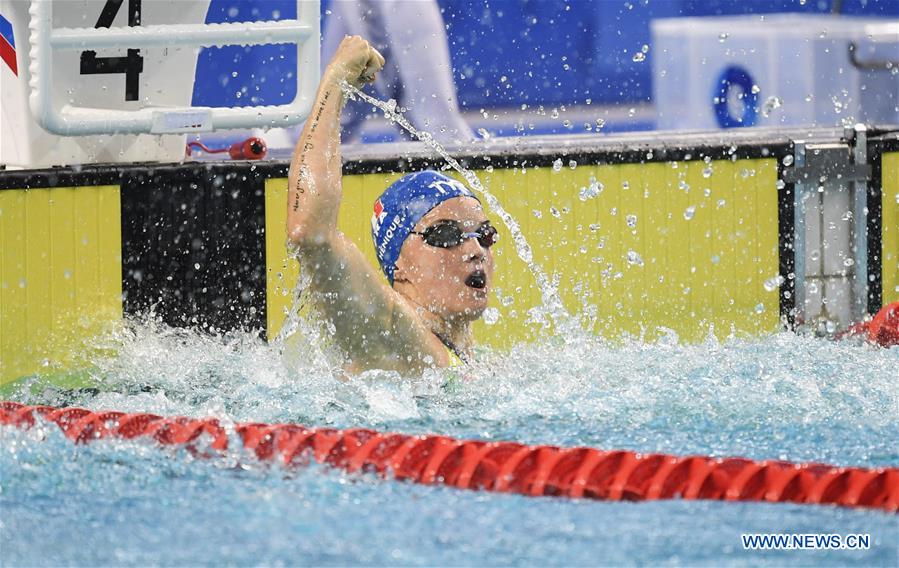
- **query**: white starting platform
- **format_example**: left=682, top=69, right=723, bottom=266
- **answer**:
left=0, top=0, right=319, bottom=168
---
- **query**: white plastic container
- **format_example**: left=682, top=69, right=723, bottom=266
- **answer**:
left=652, top=14, right=899, bottom=130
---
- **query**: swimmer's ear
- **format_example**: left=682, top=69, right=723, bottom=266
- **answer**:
left=392, top=263, right=409, bottom=284
left=393, top=255, right=418, bottom=285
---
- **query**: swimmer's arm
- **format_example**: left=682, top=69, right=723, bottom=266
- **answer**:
left=287, top=36, right=384, bottom=244
left=286, top=37, right=446, bottom=371
left=286, top=68, right=345, bottom=245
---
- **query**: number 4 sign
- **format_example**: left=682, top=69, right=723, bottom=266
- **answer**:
left=80, top=0, right=144, bottom=101
left=24, top=0, right=318, bottom=136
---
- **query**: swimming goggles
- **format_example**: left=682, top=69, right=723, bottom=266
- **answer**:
left=411, top=220, right=499, bottom=249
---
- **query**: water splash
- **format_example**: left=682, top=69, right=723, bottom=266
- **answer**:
left=578, top=177, right=603, bottom=201
left=7, top=320, right=897, bottom=466
left=761, top=96, right=783, bottom=118
left=683, top=205, right=696, bottom=220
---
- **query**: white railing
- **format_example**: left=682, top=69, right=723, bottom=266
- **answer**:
left=28, top=0, right=320, bottom=135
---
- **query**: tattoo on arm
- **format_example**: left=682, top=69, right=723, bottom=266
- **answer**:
left=299, top=90, right=330, bottom=160
left=309, top=90, right=330, bottom=134
left=292, top=89, right=334, bottom=212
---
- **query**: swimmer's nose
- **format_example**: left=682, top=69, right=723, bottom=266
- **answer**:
left=460, top=234, right=486, bottom=261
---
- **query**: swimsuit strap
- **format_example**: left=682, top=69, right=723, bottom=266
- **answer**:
left=433, top=332, right=469, bottom=366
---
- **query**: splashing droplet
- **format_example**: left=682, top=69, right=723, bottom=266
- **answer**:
left=684, top=206, right=696, bottom=220
left=762, top=96, right=783, bottom=117
left=579, top=177, right=603, bottom=201
left=626, top=250, right=644, bottom=266
left=763, top=275, right=785, bottom=292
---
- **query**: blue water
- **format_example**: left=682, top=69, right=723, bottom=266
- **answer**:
left=2, top=320, right=898, bottom=566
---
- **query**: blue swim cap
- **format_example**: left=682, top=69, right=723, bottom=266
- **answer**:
left=371, top=170, right=478, bottom=284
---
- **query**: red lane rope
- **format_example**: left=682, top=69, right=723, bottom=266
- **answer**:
left=1, top=402, right=896, bottom=511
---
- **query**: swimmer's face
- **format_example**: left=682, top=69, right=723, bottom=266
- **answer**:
left=393, top=197, right=495, bottom=321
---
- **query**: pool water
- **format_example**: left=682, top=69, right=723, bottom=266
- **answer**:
left=2, top=318, right=897, bottom=566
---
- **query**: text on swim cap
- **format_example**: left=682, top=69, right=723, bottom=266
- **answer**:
left=377, top=214, right=403, bottom=261
left=428, top=179, right=471, bottom=196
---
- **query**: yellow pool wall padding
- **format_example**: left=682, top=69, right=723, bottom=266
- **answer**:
left=0, top=153, right=886, bottom=385
left=265, top=158, right=781, bottom=348
left=0, top=186, right=122, bottom=386
left=883, top=152, right=899, bottom=306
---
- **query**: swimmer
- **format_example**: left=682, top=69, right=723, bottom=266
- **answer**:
left=287, top=36, right=497, bottom=374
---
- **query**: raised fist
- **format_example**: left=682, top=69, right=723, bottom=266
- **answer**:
left=328, top=35, right=386, bottom=88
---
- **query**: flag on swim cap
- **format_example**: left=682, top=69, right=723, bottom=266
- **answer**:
left=371, top=170, right=478, bottom=284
